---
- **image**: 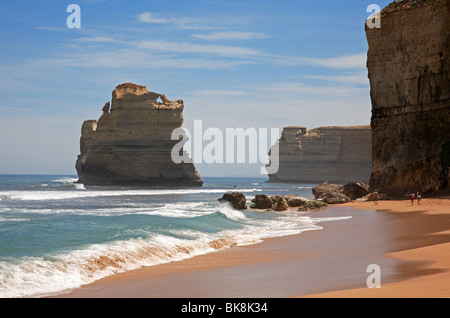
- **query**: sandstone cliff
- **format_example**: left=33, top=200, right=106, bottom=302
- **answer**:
left=267, top=126, right=372, bottom=184
left=366, top=0, right=450, bottom=197
left=75, top=83, right=203, bottom=186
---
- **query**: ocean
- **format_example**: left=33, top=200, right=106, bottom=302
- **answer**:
left=0, top=174, right=350, bottom=298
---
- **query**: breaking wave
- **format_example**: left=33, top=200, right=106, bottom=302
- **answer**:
left=0, top=188, right=262, bottom=202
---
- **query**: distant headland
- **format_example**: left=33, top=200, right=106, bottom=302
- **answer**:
left=266, top=125, right=372, bottom=184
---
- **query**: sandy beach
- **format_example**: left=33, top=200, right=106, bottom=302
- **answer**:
left=53, top=197, right=450, bottom=298
left=303, top=197, right=450, bottom=298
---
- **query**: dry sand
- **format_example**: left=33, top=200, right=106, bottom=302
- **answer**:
left=54, top=197, right=450, bottom=298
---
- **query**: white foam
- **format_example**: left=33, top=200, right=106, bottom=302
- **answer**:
left=313, top=216, right=353, bottom=223
left=218, top=204, right=246, bottom=221
left=51, top=177, right=79, bottom=184
left=74, top=183, right=86, bottom=190
left=0, top=217, right=29, bottom=223
left=0, top=188, right=261, bottom=201
left=0, top=233, right=233, bottom=298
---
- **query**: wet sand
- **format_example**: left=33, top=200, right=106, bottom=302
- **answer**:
left=54, top=197, right=450, bottom=298
left=302, top=197, right=450, bottom=298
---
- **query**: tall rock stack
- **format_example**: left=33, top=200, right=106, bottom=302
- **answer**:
left=267, top=126, right=372, bottom=184
left=75, top=83, right=203, bottom=186
left=366, top=0, right=450, bottom=196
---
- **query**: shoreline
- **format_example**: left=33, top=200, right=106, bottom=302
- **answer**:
left=52, top=197, right=450, bottom=298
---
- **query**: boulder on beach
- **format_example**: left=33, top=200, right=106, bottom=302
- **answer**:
left=249, top=193, right=327, bottom=212
left=297, top=200, right=328, bottom=211
left=312, top=181, right=351, bottom=204
left=284, top=195, right=310, bottom=207
left=273, top=196, right=289, bottom=211
left=312, top=181, right=371, bottom=204
left=250, top=194, right=274, bottom=209
left=218, top=192, right=247, bottom=210
left=358, top=192, right=388, bottom=202
left=342, top=182, right=369, bottom=200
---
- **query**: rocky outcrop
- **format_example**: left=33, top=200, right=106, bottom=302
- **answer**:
left=341, top=182, right=370, bottom=200
left=218, top=192, right=247, bottom=210
left=267, top=126, right=372, bottom=184
left=312, top=182, right=351, bottom=204
left=249, top=194, right=328, bottom=211
left=366, top=0, right=450, bottom=197
left=250, top=194, right=274, bottom=209
left=75, top=83, right=203, bottom=186
left=296, top=199, right=328, bottom=211
left=312, top=181, right=370, bottom=204
left=271, top=196, right=290, bottom=211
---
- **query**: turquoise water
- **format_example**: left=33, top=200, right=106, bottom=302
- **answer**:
left=0, top=175, right=347, bottom=298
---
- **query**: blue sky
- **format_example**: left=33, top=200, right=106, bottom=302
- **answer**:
left=0, top=0, right=392, bottom=176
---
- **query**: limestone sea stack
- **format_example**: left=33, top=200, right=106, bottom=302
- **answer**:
left=266, top=126, right=372, bottom=184
left=75, top=83, right=203, bottom=186
left=366, top=0, right=450, bottom=197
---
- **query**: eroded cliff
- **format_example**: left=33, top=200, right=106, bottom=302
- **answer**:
left=267, top=126, right=372, bottom=184
left=75, top=83, right=203, bottom=186
left=366, top=0, right=450, bottom=196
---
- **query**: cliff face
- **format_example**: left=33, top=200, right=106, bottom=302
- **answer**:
left=267, top=126, right=372, bottom=184
left=366, top=0, right=450, bottom=196
left=75, top=83, right=203, bottom=186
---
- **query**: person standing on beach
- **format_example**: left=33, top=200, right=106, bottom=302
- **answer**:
left=409, top=192, right=415, bottom=205
left=373, top=192, right=379, bottom=205
left=417, top=192, right=422, bottom=205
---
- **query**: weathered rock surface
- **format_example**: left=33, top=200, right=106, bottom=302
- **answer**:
left=342, top=182, right=370, bottom=200
left=267, top=126, right=372, bottom=184
left=284, top=195, right=310, bottom=207
left=218, top=192, right=247, bottom=210
left=75, top=83, right=203, bottom=186
left=366, top=0, right=450, bottom=197
left=250, top=194, right=274, bottom=209
left=272, top=196, right=289, bottom=211
left=312, top=181, right=370, bottom=204
left=296, top=200, right=328, bottom=211
left=249, top=194, right=327, bottom=212
left=358, top=192, right=387, bottom=202
left=312, top=182, right=351, bottom=204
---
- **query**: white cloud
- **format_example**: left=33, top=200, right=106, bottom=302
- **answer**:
left=137, top=40, right=262, bottom=58
left=137, top=12, right=216, bottom=30
left=138, top=12, right=168, bottom=24
left=77, top=36, right=121, bottom=43
left=35, top=26, right=68, bottom=32
left=192, top=31, right=268, bottom=41
left=300, top=73, right=369, bottom=85
left=305, top=53, right=367, bottom=69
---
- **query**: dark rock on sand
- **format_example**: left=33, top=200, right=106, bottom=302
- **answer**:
left=297, top=200, right=328, bottom=211
left=312, top=181, right=371, bottom=204
left=218, top=192, right=247, bottom=210
left=312, top=181, right=351, bottom=204
left=273, top=196, right=289, bottom=212
left=342, top=182, right=370, bottom=200
left=285, top=195, right=310, bottom=207
left=249, top=194, right=327, bottom=212
left=250, top=194, right=274, bottom=209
